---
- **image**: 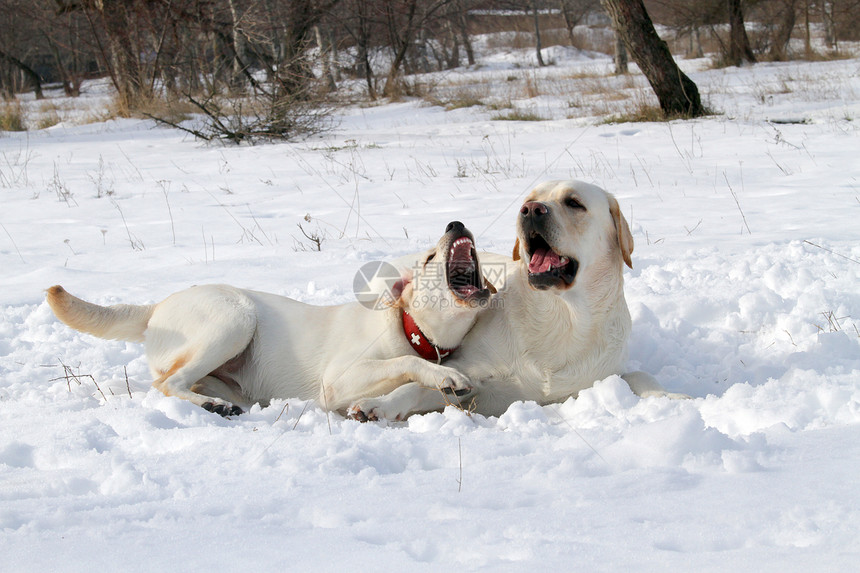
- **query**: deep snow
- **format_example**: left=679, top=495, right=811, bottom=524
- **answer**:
left=1, top=47, right=859, bottom=571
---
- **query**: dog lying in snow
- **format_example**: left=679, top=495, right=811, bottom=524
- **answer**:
left=46, top=221, right=492, bottom=417
left=350, top=180, right=688, bottom=421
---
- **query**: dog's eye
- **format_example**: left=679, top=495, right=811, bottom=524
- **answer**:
left=423, top=252, right=436, bottom=267
left=565, top=197, right=586, bottom=211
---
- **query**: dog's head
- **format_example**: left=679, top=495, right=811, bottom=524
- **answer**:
left=513, top=180, right=633, bottom=291
left=400, top=221, right=492, bottom=347
left=410, top=220, right=492, bottom=310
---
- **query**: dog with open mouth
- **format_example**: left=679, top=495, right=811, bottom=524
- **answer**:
left=46, top=221, right=491, bottom=417
left=350, top=180, right=687, bottom=420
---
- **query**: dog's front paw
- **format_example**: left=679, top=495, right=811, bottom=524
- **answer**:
left=434, top=369, right=472, bottom=395
left=202, top=401, right=244, bottom=417
left=348, top=400, right=402, bottom=423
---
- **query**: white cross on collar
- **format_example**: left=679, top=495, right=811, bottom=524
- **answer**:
left=411, top=332, right=422, bottom=346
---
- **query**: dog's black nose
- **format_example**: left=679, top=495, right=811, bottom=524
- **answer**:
left=520, top=202, right=548, bottom=218
left=446, top=221, right=465, bottom=233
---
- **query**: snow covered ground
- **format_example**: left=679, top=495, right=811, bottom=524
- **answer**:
left=1, top=46, right=859, bottom=571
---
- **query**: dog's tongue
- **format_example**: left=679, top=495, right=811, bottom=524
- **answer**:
left=529, top=248, right=562, bottom=274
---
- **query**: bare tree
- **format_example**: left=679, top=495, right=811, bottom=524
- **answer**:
left=834, top=0, right=860, bottom=44
left=46, top=9, right=92, bottom=97
left=379, top=0, right=452, bottom=97
left=600, top=0, right=705, bottom=117
left=727, top=0, right=756, bottom=65
left=0, top=50, right=43, bottom=99
left=0, top=0, right=46, bottom=98
left=277, top=0, right=343, bottom=96
left=450, top=0, right=475, bottom=65
left=767, top=0, right=798, bottom=60
left=79, top=1, right=149, bottom=110
left=558, top=0, right=599, bottom=46
left=383, top=0, right=419, bottom=96
left=648, top=0, right=720, bottom=59
left=337, top=0, right=380, bottom=98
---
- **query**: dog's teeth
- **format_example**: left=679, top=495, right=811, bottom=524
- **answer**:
left=450, top=237, right=472, bottom=254
left=559, top=257, right=569, bottom=266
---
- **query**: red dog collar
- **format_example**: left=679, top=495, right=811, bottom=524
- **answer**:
left=402, top=309, right=456, bottom=363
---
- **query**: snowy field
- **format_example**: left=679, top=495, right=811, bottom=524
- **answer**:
left=1, top=45, right=859, bottom=571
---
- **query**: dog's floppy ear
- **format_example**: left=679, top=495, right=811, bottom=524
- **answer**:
left=388, top=278, right=412, bottom=309
left=391, top=279, right=407, bottom=302
left=512, top=238, right=521, bottom=261
left=608, top=195, right=634, bottom=269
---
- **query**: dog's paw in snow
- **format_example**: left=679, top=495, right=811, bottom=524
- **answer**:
left=202, top=402, right=244, bottom=417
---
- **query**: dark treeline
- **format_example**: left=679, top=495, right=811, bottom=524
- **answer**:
left=0, top=1, right=856, bottom=138
left=1, top=0, right=500, bottom=106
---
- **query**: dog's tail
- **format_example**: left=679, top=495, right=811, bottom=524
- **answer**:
left=46, top=285, right=153, bottom=343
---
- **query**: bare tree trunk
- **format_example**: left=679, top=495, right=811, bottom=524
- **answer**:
left=227, top=0, right=248, bottom=89
left=727, top=0, right=756, bottom=65
left=769, top=0, right=797, bottom=61
left=328, top=28, right=340, bottom=81
left=560, top=0, right=578, bottom=45
left=261, top=0, right=284, bottom=84
left=600, top=0, right=705, bottom=117
left=281, top=0, right=316, bottom=96
left=444, top=0, right=469, bottom=68
left=692, top=27, right=703, bottom=58
left=413, top=26, right=432, bottom=74
left=446, top=20, right=461, bottom=68
left=352, top=0, right=377, bottom=99
left=454, top=0, right=475, bottom=65
left=278, top=0, right=342, bottom=97
left=315, top=25, right=337, bottom=91
left=82, top=1, right=148, bottom=111
left=820, top=1, right=836, bottom=50
left=531, top=1, right=546, bottom=66
left=383, top=0, right=418, bottom=97
left=614, top=29, right=628, bottom=74
left=360, top=42, right=376, bottom=98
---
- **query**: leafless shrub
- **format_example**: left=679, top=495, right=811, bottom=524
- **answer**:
left=149, top=81, right=336, bottom=144
left=294, top=215, right=327, bottom=252
left=51, top=359, right=107, bottom=402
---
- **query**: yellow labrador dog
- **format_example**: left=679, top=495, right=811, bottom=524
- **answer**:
left=46, top=221, right=491, bottom=417
left=349, top=180, right=686, bottom=420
